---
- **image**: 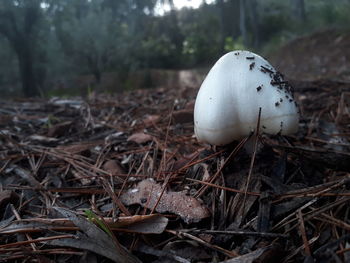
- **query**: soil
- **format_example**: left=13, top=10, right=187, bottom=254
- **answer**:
left=271, top=28, right=350, bottom=82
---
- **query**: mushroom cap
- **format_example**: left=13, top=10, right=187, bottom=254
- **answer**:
left=194, top=50, right=299, bottom=145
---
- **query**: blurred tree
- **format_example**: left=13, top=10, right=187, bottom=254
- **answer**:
left=291, top=0, right=306, bottom=22
left=208, top=0, right=245, bottom=54
left=179, top=4, right=221, bottom=66
left=227, top=0, right=241, bottom=41
left=52, top=0, right=121, bottom=84
left=51, top=0, right=160, bottom=83
left=246, top=0, right=260, bottom=48
left=0, top=37, right=19, bottom=96
left=0, top=0, right=43, bottom=96
left=217, top=0, right=225, bottom=52
left=0, top=0, right=350, bottom=96
left=239, top=0, right=247, bottom=46
left=157, top=0, right=184, bottom=66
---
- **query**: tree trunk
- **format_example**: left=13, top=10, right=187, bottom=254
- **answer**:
left=10, top=35, right=39, bottom=97
left=0, top=1, right=41, bottom=97
left=228, top=0, right=241, bottom=40
left=247, top=0, right=260, bottom=49
left=168, top=0, right=183, bottom=63
left=217, top=0, right=226, bottom=53
left=93, top=70, right=102, bottom=84
left=290, top=0, right=306, bottom=22
left=18, top=47, right=38, bottom=97
left=87, top=56, right=102, bottom=84
left=239, top=0, right=247, bottom=46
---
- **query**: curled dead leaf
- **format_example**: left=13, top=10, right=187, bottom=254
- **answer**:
left=103, top=159, right=125, bottom=175
left=143, top=115, right=160, bottom=127
left=127, top=132, right=153, bottom=144
left=121, top=179, right=210, bottom=223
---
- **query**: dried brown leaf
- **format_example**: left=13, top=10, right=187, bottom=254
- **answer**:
left=143, top=114, right=160, bottom=127
left=121, top=179, right=210, bottom=223
left=103, top=159, right=125, bottom=175
left=127, top=132, right=153, bottom=144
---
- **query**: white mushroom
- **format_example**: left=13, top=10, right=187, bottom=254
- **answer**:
left=194, top=50, right=299, bottom=146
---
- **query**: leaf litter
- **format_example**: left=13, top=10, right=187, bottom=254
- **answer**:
left=0, top=79, right=350, bottom=262
left=121, top=178, right=210, bottom=223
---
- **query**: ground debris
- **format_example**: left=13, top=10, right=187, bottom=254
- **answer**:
left=127, top=132, right=154, bottom=144
left=1, top=80, right=350, bottom=262
left=121, top=178, right=210, bottom=223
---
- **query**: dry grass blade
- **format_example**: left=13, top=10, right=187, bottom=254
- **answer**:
left=195, top=136, right=249, bottom=198
left=50, top=207, right=141, bottom=263
left=242, top=107, right=261, bottom=213
left=187, top=178, right=261, bottom=196
left=297, top=209, right=311, bottom=256
left=218, top=246, right=272, bottom=263
left=0, top=214, right=168, bottom=235
left=0, top=235, right=76, bottom=249
left=167, top=229, right=238, bottom=258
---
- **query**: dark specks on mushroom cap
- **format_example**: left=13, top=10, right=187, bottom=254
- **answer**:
left=260, top=65, right=274, bottom=74
left=250, top=62, right=255, bottom=70
left=258, top=62, right=297, bottom=103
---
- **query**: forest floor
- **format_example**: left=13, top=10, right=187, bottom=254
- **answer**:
left=1, top=29, right=350, bottom=262
left=271, top=28, right=350, bottom=82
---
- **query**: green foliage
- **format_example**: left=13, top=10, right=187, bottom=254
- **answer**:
left=141, top=35, right=177, bottom=67
left=224, top=36, right=245, bottom=52
left=179, top=5, right=221, bottom=66
left=1, top=0, right=350, bottom=96
left=305, top=0, right=350, bottom=30
left=84, top=209, right=113, bottom=238
left=57, top=0, right=123, bottom=78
